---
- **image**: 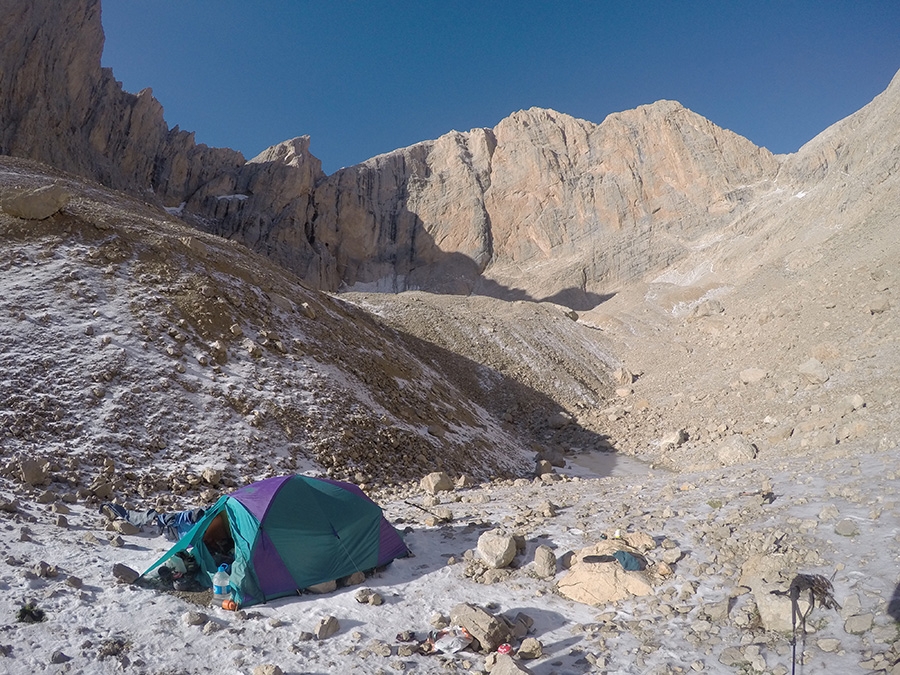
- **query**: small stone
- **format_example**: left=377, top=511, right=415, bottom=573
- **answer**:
left=316, top=615, right=340, bottom=640
left=844, top=613, right=874, bottom=635
left=517, top=637, right=543, bottom=659
left=300, top=302, right=317, bottom=319
left=867, top=295, right=890, bottom=314
left=817, top=638, right=841, bottom=652
left=661, top=429, right=688, bottom=447
left=717, top=434, right=757, bottom=465
left=533, top=545, right=557, bottom=578
left=307, top=580, right=337, bottom=594
left=455, top=474, right=477, bottom=488
left=740, top=368, right=768, bottom=384
left=834, top=518, right=859, bottom=537
left=354, top=588, right=383, bottom=605
left=112, top=563, right=139, bottom=584
left=202, top=621, right=222, bottom=635
left=368, top=640, right=392, bottom=657
left=660, top=543, right=682, bottom=562
left=183, top=611, right=208, bottom=626
left=430, top=613, right=450, bottom=629
left=343, top=571, right=366, bottom=586
left=111, top=520, right=140, bottom=535
left=719, top=646, right=744, bottom=667
left=50, top=650, right=71, bottom=664
left=798, top=358, right=829, bottom=384
left=613, top=367, right=634, bottom=385
left=252, top=666, right=284, bottom=675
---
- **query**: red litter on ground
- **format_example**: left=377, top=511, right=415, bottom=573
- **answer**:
left=497, top=644, right=513, bottom=654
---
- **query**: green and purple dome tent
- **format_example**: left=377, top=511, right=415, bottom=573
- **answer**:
left=142, top=475, right=409, bottom=607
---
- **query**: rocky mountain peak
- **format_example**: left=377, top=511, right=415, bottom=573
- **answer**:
left=3, top=0, right=900, bottom=312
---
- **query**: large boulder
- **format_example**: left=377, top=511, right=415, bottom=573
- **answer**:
left=420, top=471, right=453, bottom=495
left=0, top=184, right=70, bottom=219
left=739, top=553, right=807, bottom=633
left=477, top=529, right=517, bottom=569
left=449, top=603, right=512, bottom=653
left=557, top=540, right=654, bottom=605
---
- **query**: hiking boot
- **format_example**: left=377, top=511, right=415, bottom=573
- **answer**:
left=99, top=504, right=118, bottom=521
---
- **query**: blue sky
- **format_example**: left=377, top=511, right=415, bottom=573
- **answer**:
left=101, top=2, right=900, bottom=175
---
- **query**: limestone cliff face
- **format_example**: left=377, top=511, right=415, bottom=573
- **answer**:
left=307, top=104, right=779, bottom=303
left=182, top=136, right=326, bottom=284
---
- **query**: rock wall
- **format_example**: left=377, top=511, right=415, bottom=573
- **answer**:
left=305, top=104, right=780, bottom=303
left=0, top=0, right=300, bottom=206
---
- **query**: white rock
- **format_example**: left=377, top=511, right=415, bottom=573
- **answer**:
left=477, top=529, right=517, bottom=569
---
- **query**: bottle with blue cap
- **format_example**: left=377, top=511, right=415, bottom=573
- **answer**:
left=212, top=563, right=231, bottom=604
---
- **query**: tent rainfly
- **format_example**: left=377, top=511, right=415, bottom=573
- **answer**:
left=142, top=475, right=410, bottom=607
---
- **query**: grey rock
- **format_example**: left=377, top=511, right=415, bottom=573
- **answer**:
left=717, top=434, right=758, bottom=465
left=307, top=579, right=337, bottom=594
left=19, top=458, right=49, bottom=486
left=844, top=613, right=874, bottom=635
left=0, top=184, right=70, bottom=220
left=798, top=358, right=829, bottom=384
left=486, top=652, right=535, bottom=674
left=355, top=588, right=383, bottom=605
left=112, top=563, right=139, bottom=584
left=834, top=518, right=859, bottom=537
left=183, top=611, right=208, bottom=626
left=867, top=295, right=890, bottom=314
left=202, top=621, right=222, bottom=635
left=739, top=367, right=768, bottom=384
left=533, top=545, right=557, bottom=578
left=517, top=637, right=543, bottom=659
left=718, top=646, right=745, bottom=667
left=661, top=428, right=688, bottom=447
left=50, top=650, right=71, bottom=664
left=450, top=603, right=512, bottom=652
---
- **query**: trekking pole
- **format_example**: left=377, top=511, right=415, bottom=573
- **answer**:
left=403, top=501, right=449, bottom=522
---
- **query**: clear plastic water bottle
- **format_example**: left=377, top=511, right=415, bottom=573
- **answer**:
left=212, top=563, right=231, bottom=604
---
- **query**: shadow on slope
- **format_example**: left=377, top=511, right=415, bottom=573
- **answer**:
left=0, top=156, right=625, bottom=498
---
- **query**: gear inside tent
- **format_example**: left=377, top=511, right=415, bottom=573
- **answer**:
left=141, top=475, right=410, bottom=607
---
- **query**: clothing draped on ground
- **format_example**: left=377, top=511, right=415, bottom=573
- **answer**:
left=101, top=503, right=205, bottom=541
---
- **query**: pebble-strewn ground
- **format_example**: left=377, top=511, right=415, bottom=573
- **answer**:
left=1, top=439, right=898, bottom=674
